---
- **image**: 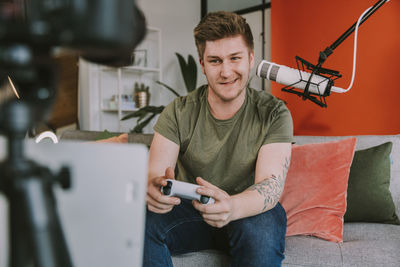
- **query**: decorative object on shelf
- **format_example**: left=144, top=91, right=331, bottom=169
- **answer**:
left=121, top=94, right=136, bottom=110
left=134, top=82, right=150, bottom=108
left=122, top=53, right=197, bottom=133
left=104, top=96, right=117, bottom=110
left=103, top=94, right=136, bottom=111
left=131, top=49, right=147, bottom=67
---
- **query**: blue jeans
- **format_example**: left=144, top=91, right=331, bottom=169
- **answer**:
left=143, top=199, right=287, bottom=267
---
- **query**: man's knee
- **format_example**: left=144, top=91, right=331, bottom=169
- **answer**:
left=144, top=200, right=204, bottom=244
left=224, top=203, right=287, bottom=266
left=231, top=203, right=285, bottom=235
left=227, top=203, right=287, bottom=252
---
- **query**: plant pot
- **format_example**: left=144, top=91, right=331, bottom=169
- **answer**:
left=134, top=91, right=150, bottom=108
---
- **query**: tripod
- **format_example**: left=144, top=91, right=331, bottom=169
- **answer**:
left=0, top=0, right=147, bottom=265
left=0, top=71, right=73, bottom=267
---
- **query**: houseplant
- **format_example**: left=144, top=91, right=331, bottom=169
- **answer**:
left=134, top=82, right=150, bottom=108
left=121, top=53, right=197, bottom=133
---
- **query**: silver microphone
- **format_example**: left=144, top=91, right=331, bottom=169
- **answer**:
left=256, top=60, right=346, bottom=96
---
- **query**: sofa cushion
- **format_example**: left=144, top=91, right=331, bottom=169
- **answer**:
left=343, top=222, right=400, bottom=266
left=280, top=138, right=356, bottom=242
left=341, top=239, right=400, bottom=267
left=345, top=142, right=400, bottom=224
left=284, top=236, right=343, bottom=266
left=343, top=222, right=400, bottom=241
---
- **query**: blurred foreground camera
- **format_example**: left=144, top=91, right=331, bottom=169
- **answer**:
left=0, top=1, right=146, bottom=266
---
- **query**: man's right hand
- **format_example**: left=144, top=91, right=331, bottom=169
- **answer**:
left=146, top=167, right=181, bottom=213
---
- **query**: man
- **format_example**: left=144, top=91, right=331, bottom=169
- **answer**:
left=143, top=11, right=293, bottom=267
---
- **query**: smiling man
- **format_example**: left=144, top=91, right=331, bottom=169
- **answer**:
left=143, top=11, right=293, bottom=267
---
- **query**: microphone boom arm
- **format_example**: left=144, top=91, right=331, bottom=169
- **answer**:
left=283, top=0, right=389, bottom=107
left=319, top=0, right=389, bottom=65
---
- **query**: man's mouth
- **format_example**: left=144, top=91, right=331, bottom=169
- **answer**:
left=220, top=78, right=238, bottom=85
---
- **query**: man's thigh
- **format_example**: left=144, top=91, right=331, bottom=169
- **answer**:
left=221, top=202, right=287, bottom=266
left=145, top=199, right=219, bottom=255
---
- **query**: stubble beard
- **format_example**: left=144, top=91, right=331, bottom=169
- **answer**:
left=208, top=75, right=249, bottom=103
left=213, top=85, right=245, bottom=103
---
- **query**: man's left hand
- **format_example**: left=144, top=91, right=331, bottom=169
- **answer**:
left=192, top=177, right=234, bottom=228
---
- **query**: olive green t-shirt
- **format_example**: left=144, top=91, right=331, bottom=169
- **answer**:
left=154, top=85, right=293, bottom=195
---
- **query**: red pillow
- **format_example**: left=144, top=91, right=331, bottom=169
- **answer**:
left=280, top=137, right=356, bottom=243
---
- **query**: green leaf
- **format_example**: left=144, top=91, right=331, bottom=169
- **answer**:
left=176, top=53, right=188, bottom=91
left=121, top=109, right=144, bottom=120
left=131, top=113, right=158, bottom=133
left=156, top=81, right=180, bottom=97
left=176, top=53, right=197, bottom=93
left=186, top=54, right=197, bottom=92
left=137, top=112, right=148, bottom=123
left=121, top=105, right=165, bottom=121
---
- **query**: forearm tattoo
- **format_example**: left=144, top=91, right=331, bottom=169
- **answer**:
left=247, top=155, right=291, bottom=212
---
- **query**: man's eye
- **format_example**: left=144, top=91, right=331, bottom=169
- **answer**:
left=209, top=59, right=220, bottom=64
left=232, top=57, right=241, bottom=61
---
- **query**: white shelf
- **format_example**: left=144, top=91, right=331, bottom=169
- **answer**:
left=79, top=26, right=162, bottom=133
left=122, top=66, right=161, bottom=73
left=101, top=108, right=139, bottom=112
left=101, top=66, right=161, bottom=74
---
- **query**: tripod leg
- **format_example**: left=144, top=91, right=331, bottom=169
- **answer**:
left=10, top=201, right=33, bottom=267
left=10, top=176, right=73, bottom=267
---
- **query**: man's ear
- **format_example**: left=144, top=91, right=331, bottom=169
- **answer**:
left=199, top=58, right=205, bottom=75
left=249, top=50, right=255, bottom=69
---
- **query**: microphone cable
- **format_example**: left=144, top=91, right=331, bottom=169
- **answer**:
left=343, top=0, right=390, bottom=92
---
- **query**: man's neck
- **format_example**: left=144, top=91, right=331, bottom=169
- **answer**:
left=207, top=87, right=246, bottom=120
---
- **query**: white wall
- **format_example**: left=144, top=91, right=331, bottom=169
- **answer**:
left=243, top=9, right=272, bottom=92
left=136, top=0, right=206, bottom=104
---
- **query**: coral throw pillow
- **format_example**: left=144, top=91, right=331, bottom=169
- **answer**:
left=280, top=137, right=357, bottom=243
left=95, top=133, right=129, bottom=144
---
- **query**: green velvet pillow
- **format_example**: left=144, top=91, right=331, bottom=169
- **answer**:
left=344, top=142, right=400, bottom=224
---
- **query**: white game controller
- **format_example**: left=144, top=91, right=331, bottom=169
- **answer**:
left=161, top=179, right=215, bottom=204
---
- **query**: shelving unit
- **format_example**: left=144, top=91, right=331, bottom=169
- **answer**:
left=79, top=27, right=162, bottom=133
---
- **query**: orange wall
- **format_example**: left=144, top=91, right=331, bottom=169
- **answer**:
left=271, top=0, right=400, bottom=135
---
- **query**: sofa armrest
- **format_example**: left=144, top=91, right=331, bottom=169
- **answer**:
left=60, top=130, right=104, bottom=141
left=60, top=130, right=154, bottom=147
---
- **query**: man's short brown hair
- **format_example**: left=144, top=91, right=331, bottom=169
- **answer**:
left=194, top=11, right=254, bottom=60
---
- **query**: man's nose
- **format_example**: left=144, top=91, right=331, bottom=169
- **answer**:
left=220, top=62, right=233, bottom=78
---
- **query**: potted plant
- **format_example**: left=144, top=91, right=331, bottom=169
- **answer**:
left=121, top=53, right=197, bottom=133
left=134, top=82, right=150, bottom=108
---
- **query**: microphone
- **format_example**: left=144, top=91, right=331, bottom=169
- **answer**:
left=256, top=60, right=347, bottom=96
left=254, top=1, right=389, bottom=108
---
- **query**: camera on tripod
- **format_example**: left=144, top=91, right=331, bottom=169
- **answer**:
left=0, top=1, right=146, bottom=266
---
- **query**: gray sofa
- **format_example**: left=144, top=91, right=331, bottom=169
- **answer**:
left=61, top=131, right=400, bottom=267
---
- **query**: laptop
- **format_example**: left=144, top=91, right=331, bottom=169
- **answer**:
left=0, top=138, right=148, bottom=267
